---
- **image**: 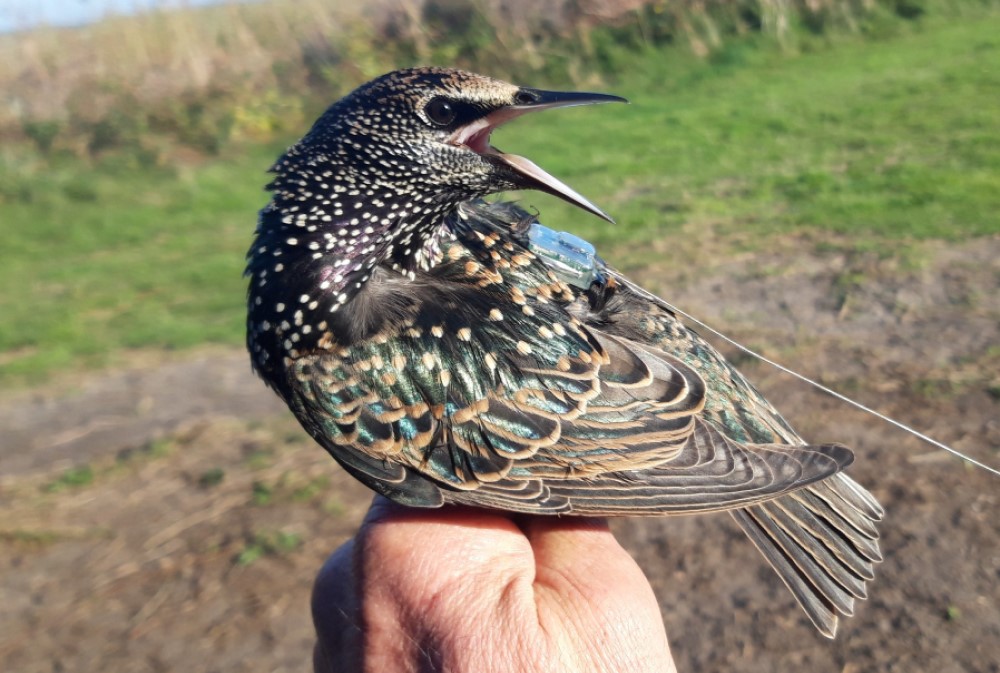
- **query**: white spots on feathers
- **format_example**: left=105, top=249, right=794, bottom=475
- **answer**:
left=245, top=69, right=580, bottom=376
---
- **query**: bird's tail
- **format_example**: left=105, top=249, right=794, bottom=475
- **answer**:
left=731, top=473, right=884, bottom=637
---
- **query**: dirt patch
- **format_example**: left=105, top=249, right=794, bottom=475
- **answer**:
left=0, top=349, right=286, bottom=479
left=1, top=235, right=998, bottom=672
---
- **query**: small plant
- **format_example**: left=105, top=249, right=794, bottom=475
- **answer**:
left=244, top=449, right=274, bottom=470
left=43, top=465, right=95, bottom=492
left=236, top=541, right=266, bottom=566
left=236, top=530, right=303, bottom=566
left=146, top=438, right=175, bottom=458
left=250, top=480, right=273, bottom=505
left=115, top=437, right=176, bottom=464
left=23, top=120, right=61, bottom=154
left=197, top=467, right=225, bottom=488
left=291, top=476, right=330, bottom=502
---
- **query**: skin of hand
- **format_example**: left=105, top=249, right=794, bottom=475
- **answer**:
left=312, top=496, right=676, bottom=673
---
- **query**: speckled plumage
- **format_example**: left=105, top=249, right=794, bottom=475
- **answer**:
left=246, top=67, right=882, bottom=637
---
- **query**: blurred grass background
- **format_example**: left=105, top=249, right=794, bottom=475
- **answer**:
left=1, top=0, right=998, bottom=386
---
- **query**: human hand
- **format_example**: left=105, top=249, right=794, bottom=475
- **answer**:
left=312, top=496, right=675, bottom=672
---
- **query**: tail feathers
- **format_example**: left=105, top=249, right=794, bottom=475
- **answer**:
left=731, top=473, right=883, bottom=638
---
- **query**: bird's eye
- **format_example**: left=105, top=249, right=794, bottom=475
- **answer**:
left=514, top=90, right=538, bottom=105
left=424, top=97, right=457, bottom=127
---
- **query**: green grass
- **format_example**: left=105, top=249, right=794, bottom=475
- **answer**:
left=1, top=13, right=998, bottom=386
left=42, top=465, right=95, bottom=492
left=0, top=142, right=283, bottom=383
left=498, top=17, right=1000, bottom=249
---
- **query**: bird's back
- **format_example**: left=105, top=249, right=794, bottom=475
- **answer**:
left=275, top=200, right=882, bottom=635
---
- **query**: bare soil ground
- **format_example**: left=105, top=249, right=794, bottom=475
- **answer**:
left=2, top=232, right=998, bottom=672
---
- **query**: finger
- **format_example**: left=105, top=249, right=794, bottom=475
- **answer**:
left=316, top=497, right=541, bottom=670
left=312, top=538, right=361, bottom=673
left=357, top=496, right=533, bottom=610
left=520, top=517, right=676, bottom=673
left=520, top=515, right=640, bottom=600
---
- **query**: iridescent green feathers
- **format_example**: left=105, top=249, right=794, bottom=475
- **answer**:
left=277, top=201, right=882, bottom=636
left=289, top=200, right=851, bottom=514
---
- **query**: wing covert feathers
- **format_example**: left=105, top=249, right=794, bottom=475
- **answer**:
left=284, top=202, right=883, bottom=636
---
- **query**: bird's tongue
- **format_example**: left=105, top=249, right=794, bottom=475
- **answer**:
left=494, top=151, right=614, bottom=224
left=449, top=89, right=625, bottom=223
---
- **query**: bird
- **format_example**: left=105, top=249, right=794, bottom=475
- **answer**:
left=245, top=66, right=883, bottom=638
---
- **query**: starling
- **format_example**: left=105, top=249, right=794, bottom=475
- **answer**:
left=246, top=67, right=882, bottom=637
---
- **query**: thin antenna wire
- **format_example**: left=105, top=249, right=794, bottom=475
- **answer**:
left=636, top=289, right=1000, bottom=478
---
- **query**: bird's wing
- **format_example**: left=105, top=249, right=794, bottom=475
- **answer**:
left=589, top=269, right=802, bottom=446
left=588, top=254, right=882, bottom=637
left=286, top=250, right=853, bottom=514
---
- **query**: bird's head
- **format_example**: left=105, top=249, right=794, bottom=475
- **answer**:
left=271, top=67, right=625, bottom=229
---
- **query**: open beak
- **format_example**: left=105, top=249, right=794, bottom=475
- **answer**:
left=446, top=88, right=627, bottom=223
